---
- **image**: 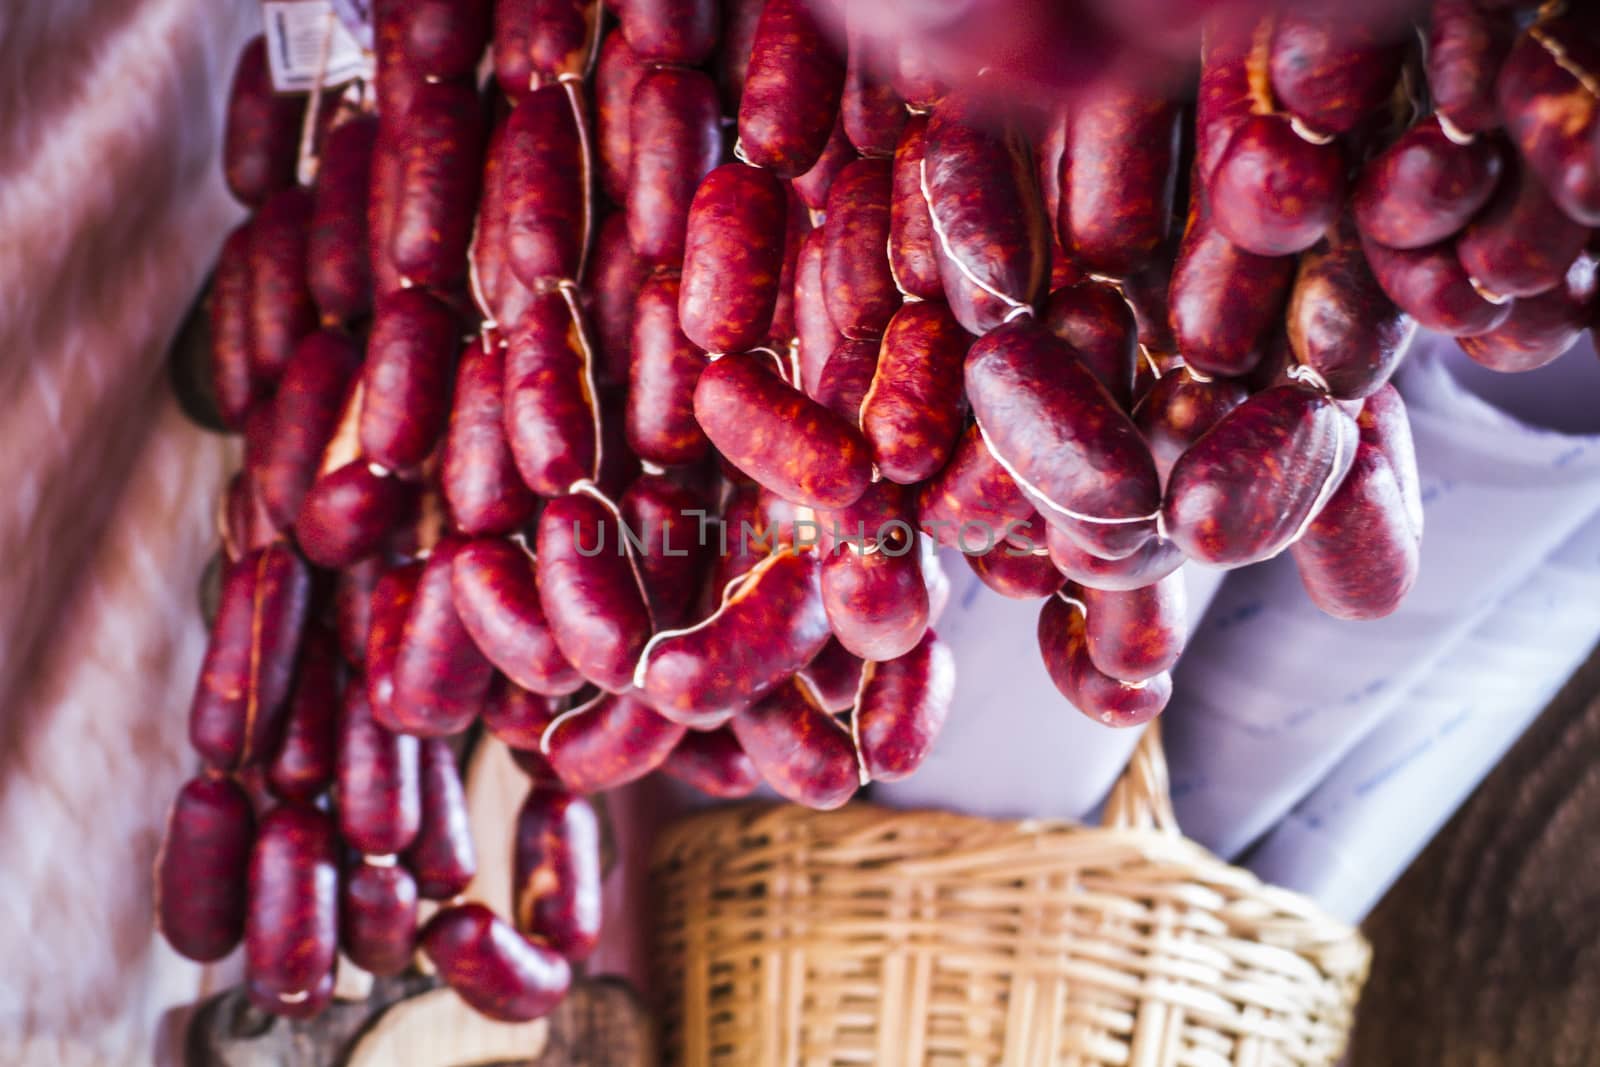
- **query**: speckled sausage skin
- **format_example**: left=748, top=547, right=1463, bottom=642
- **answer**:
left=495, top=0, right=601, bottom=94
left=587, top=213, right=647, bottom=387
left=543, top=691, right=686, bottom=793
left=1057, top=79, right=1180, bottom=278
left=1163, top=383, right=1359, bottom=568
left=1132, top=367, right=1248, bottom=486
left=309, top=115, right=377, bottom=322
left=730, top=679, right=859, bottom=809
left=245, top=804, right=339, bottom=998
left=1458, top=256, right=1597, bottom=372
left=768, top=188, right=810, bottom=346
left=620, top=473, right=716, bottom=630
left=422, top=903, right=573, bottom=1022
left=260, top=330, right=364, bottom=528
left=512, top=783, right=602, bottom=959
left=504, top=289, right=601, bottom=497
left=628, top=68, right=723, bottom=269
left=862, top=301, right=969, bottom=484
left=443, top=339, right=536, bottom=536
left=480, top=677, right=563, bottom=755
left=965, top=318, right=1160, bottom=558
left=335, top=557, right=386, bottom=668
left=964, top=548, right=1063, bottom=600
left=340, top=857, right=419, bottom=976
left=795, top=228, right=845, bottom=396
left=737, top=0, right=845, bottom=178
left=368, top=120, right=408, bottom=300
left=297, top=462, right=420, bottom=570
left=1168, top=196, right=1295, bottom=377
left=1352, top=118, right=1502, bottom=251
left=1498, top=9, right=1600, bottom=226
left=391, top=80, right=485, bottom=288
left=157, top=774, right=255, bottom=961
left=266, top=628, right=340, bottom=802
left=627, top=273, right=711, bottom=466
left=367, top=560, right=423, bottom=729
left=1428, top=0, right=1513, bottom=137
left=620, top=0, right=719, bottom=64
left=223, top=36, right=301, bottom=206
left=390, top=539, right=495, bottom=737
left=535, top=492, right=655, bottom=693
left=1046, top=525, right=1185, bottom=593
left=190, top=545, right=312, bottom=771
left=337, top=683, right=422, bottom=855
left=889, top=115, right=943, bottom=300
left=209, top=222, right=257, bottom=429
left=360, top=288, right=460, bottom=472
left=661, top=726, right=761, bottom=796
left=797, top=638, right=862, bottom=714
left=1042, top=283, right=1139, bottom=411
left=1268, top=12, right=1403, bottom=137
left=248, top=187, right=318, bottom=384
left=853, top=629, right=954, bottom=782
left=842, top=24, right=905, bottom=157
left=406, top=739, right=478, bottom=899
left=1288, top=219, right=1415, bottom=400
left=390, top=0, right=491, bottom=78
left=1457, top=156, right=1592, bottom=299
left=1290, top=383, right=1422, bottom=620
left=822, top=158, right=898, bottom=339
left=1037, top=595, right=1171, bottom=727
left=1360, top=232, right=1514, bottom=337
left=505, top=84, right=589, bottom=288
left=451, top=537, right=583, bottom=696
left=914, top=424, right=1034, bottom=550
left=817, top=482, right=929, bottom=661
left=1206, top=113, right=1347, bottom=258
left=813, top=338, right=878, bottom=422
left=638, top=548, right=832, bottom=727
left=694, top=353, right=872, bottom=509
left=679, top=163, right=788, bottom=354
left=1080, top=570, right=1187, bottom=683
left=922, top=91, right=1049, bottom=334
left=595, top=31, right=646, bottom=204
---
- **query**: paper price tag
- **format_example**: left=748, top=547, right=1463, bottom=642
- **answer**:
left=262, top=0, right=371, bottom=93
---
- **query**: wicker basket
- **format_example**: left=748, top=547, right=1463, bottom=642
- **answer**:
left=649, top=725, right=1370, bottom=1066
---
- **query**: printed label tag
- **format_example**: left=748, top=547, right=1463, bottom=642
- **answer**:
left=262, top=0, right=371, bottom=93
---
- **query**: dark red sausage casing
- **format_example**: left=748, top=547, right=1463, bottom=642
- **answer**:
left=660, top=727, right=761, bottom=797
left=852, top=629, right=955, bottom=783
left=889, top=115, right=943, bottom=300
left=340, top=856, right=419, bottom=976
left=1080, top=570, right=1187, bottom=683
left=817, top=482, right=930, bottom=661
left=190, top=545, right=312, bottom=770
left=1351, top=117, right=1502, bottom=251
left=1268, top=12, right=1404, bottom=137
left=922, top=91, right=1049, bottom=334
left=266, top=625, right=341, bottom=802
left=512, top=783, right=602, bottom=959
left=391, top=79, right=485, bottom=288
left=297, top=460, right=420, bottom=570
left=451, top=536, right=584, bottom=696
left=1164, top=383, right=1359, bottom=568
left=795, top=228, right=845, bottom=397
left=638, top=548, right=831, bottom=727
left=813, top=337, right=878, bottom=423
left=915, top=424, right=1034, bottom=551
left=543, top=690, right=685, bottom=793
left=627, top=273, right=711, bottom=466
left=504, top=288, right=602, bottom=497
left=1046, top=524, right=1185, bottom=593
left=587, top=212, right=647, bottom=387
left=1037, top=595, right=1172, bottom=727
left=965, top=546, right=1064, bottom=600
left=406, top=738, right=478, bottom=899
left=209, top=222, right=257, bottom=429
left=737, top=0, right=846, bottom=178
left=389, top=0, right=491, bottom=78
left=260, top=330, right=364, bottom=528
left=861, top=301, right=969, bottom=484
left=157, top=774, right=255, bottom=961
left=248, top=187, right=318, bottom=384
left=423, top=903, right=573, bottom=1021
left=1291, top=383, right=1423, bottom=620
left=536, top=492, right=655, bottom=693
left=620, top=0, right=718, bottom=65
left=495, top=0, right=602, bottom=94
left=223, top=36, right=302, bottom=206
left=1207, top=111, right=1346, bottom=258
left=730, top=678, right=859, bottom=810
left=361, top=288, right=461, bottom=472
left=482, top=676, right=564, bottom=753
left=443, top=338, right=536, bottom=536
left=505, top=83, right=590, bottom=289
left=390, top=538, right=495, bottom=736
left=1427, top=0, right=1513, bottom=137
left=1457, top=155, right=1593, bottom=300
left=627, top=67, right=723, bottom=268
left=965, top=318, right=1160, bottom=559
left=1458, top=255, right=1598, bottom=372
left=1042, top=282, right=1139, bottom=411
left=620, top=473, right=716, bottom=630
left=1497, top=9, right=1600, bottom=227
left=1288, top=218, right=1415, bottom=400
left=309, top=115, right=377, bottom=322
left=1361, top=231, right=1514, bottom=337
left=367, top=560, right=422, bottom=728
left=840, top=18, right=905, bottom=157
left=1132, top=366, right=1248, bottom=486
left=1056, top=78, right=1181, bottom=278
left=337, top=682, right=422, bottom=855
left=679, top=163, right=789, bottom=354
left=596, top=30, right=646, bottom=204
left=822, top=157, right=898, bottom=339
left=694, top=353, right=872, bottom=509
left=797, top=637, right=864, bottom=713
left=245, top=804, right=339, bottom=998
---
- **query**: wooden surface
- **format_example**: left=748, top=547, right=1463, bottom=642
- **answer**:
left=1352, top=640, right=1600, bottom=1066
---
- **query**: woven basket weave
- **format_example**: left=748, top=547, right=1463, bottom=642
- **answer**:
left=648, top=725, right=1370, bottom=1066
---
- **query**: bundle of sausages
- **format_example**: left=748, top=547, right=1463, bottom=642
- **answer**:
left=156, top=0, right=1599, bottom=1023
